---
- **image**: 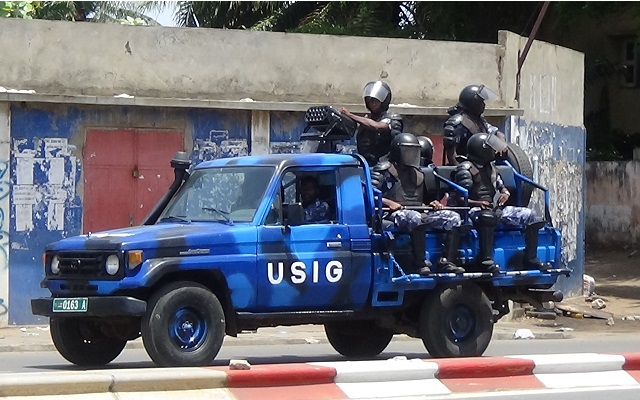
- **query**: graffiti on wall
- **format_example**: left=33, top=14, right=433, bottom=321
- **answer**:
left=0, top=160, right=9, bottom=317
left=12, top=138, right=79, bottom=232
left=193, top=130, right=248, bottom=162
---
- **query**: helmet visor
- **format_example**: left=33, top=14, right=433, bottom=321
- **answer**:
left=484, top=134, right=508, bottom=153
left=477, top=85, right=498, bottom=102
left=398, top=143, right=421, bottom=168
left=363, top=81, right=390, bottom=103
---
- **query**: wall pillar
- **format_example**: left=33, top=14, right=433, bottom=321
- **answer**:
left=251, top=110, right=270, bottom=155
left=0, top=102, right=10, bottom=326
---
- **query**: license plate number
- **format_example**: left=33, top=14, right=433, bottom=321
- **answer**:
left=52, top=298, right=88, bottom=313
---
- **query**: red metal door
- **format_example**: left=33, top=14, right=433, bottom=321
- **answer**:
left=83, top=129, right=183, bottom=233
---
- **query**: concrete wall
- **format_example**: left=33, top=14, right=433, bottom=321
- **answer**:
left=0, top=103, right=9, bottom=325
left=0, top=18, right=502, bottom=107
left=500, top=31, right=586, bottom=296
left=585, top=161, right=640, bottom=247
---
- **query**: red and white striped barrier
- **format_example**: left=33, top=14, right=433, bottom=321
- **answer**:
left=219, top=353, right=640, bottom=399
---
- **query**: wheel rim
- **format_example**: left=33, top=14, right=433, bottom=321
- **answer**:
left=170, top=307, right=208, bottom=351
left=446, top=304, right=476, bottom=342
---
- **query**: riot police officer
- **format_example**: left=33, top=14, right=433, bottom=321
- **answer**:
left=452, top=133, right=544, bottom=273
left=340, top=81, right=403, bottom=166
left=417, top=136, right=434, bottom=167
left=377, top=133, right=465, bottom=275
left=443, top=84, right=506, bottom=166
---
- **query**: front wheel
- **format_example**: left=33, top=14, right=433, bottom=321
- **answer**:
left=141, top=281, right=226, bottom=367
left=50, top=317, right=127, bottom=366
left=325, top=320, right=393, bottom=359
left=420, top=283, right=494, bottom=358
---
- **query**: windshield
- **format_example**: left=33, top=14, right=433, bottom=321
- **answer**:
left=160, top=166, right=275, bottom=223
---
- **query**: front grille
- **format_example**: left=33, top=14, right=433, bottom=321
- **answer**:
left=51, top=251, right=122, bottom=280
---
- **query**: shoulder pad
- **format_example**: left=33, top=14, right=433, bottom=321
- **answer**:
left=372, top=160, right=392, bottom=172
left=445, top=114, right=464, bottom=127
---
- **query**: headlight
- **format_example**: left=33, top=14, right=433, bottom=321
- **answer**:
left=105, top=255, right=120, bottom=276
left=51, top=255, right=60, bottom=274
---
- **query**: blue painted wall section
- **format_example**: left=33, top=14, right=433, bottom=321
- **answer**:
left=507, top=119, right=586, bottom=296
left=9, top=104, right=251, bottom=324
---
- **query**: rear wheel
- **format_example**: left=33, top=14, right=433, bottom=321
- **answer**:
left=50, top=317, right=127, bottom=366
left=325, top=320, right=393, bottom=359
left=142, top=281, right=225, bottom=367
left=420, top=283, right=493, bottom=358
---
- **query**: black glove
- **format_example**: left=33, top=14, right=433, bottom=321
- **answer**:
left=370, top=170, right=384, bottom=190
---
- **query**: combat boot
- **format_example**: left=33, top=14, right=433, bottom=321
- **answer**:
left=522, top=221, right=545, bottom=269
left=474, top=210, right=499, bottom=274
left=437, top=227, right=465, bottom=273
left=410, top=224, right=432, bottom=275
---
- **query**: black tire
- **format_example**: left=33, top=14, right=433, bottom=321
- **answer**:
left=50, top=317, right=127, bottom=366
left=141, top=281, right=225, bottom=367
left=420, top=283, right=493, bottom=358
left=324, top=320, right=393, bottom=359
left=504, top=143, right=534, bottom=207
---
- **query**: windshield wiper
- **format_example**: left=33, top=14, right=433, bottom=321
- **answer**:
left=158, top=215, right=192, bottom=224
left=202, top=207, right=234, bottom=225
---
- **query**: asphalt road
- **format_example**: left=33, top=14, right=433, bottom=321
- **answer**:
left=2, top=334, right=640, bottom=373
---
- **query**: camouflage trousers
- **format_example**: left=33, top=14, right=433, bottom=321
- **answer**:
left=469, top=206, right=537, bottom=226
left=390, top=209, right=462, bottom=232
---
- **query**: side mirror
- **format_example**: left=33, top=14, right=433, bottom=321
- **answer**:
left=283, top=203, right=305, bottom=227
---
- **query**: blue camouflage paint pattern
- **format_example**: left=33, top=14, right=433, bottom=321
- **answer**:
left=39, top=153, right=567, bottom=319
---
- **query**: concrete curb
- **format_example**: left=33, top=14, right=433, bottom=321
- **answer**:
left=1, top=353, right=639, bottom=398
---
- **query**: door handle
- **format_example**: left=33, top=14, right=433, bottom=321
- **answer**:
left=326, top=241, right=342, bottom=249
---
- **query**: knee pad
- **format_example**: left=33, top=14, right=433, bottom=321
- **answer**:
left=473, top=209, right=498, bottom=227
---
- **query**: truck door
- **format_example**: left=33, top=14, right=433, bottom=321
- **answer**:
left=256, top=168, right=355, bottom=311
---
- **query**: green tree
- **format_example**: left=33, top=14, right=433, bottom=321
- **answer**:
left=1, top=1, right=158, bottom=24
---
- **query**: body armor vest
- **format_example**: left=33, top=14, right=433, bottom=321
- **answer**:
left=469, top=164, right=497, bottom=203
left=387, top=164, right=424, bottom=205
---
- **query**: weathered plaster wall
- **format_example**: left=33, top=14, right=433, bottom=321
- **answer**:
left=500, top=31, right=585, bottom=296
left=0, top=18, right=502, bottom=106
left=8, top=103, right=251, bottom=324
left=585, top=161, right=640, bottom=247
left=0, top=103, right=9, bottom=326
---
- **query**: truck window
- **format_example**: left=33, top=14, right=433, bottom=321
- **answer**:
left=265, top=169, right=338, bottom=225
left=161, top=166, right=274, bottom=223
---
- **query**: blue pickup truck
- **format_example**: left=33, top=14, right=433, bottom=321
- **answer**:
left=31, top=146, right=569, bottom=367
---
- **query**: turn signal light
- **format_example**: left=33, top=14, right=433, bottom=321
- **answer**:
left=128, top=250, right=144, bottom=269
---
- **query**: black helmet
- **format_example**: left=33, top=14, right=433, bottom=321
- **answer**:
left=457, top=84, right=498, bottom=116
left=466, top=133, right=508, bottom=165
left=363, top=81, right=392, bottom=111
left=390, top=133, right=421, bottom=168
left=417, top=136, right=434, bottom=167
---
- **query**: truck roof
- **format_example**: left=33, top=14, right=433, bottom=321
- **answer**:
left=194, top=153, right=363, bottom=169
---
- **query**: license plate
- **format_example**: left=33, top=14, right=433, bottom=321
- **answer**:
left=52, top=298, right=88, bottom=313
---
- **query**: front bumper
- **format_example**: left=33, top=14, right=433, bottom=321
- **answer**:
left=31, top=296, right=146, bottom=317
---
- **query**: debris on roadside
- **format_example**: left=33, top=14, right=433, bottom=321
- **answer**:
left=583, top=274, right=596, bottom=296
left=513, top=329, right=535, bottom=340
left=229, top=359, right=251, bottom=370
left=621, top=315, right=640, bottom=321
left=525, top=310, right=557, bottom=320
left=591, top=298, right=607, bottom=310
left=555, top=327, right=574, bottom=332
left=607, top=317, right=615, bottom=326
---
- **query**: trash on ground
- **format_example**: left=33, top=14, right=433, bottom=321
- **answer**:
left=583, top=274, right=596, bottom=296
left=591, top=298, right=607, bottom=310
left=388, top=356, right=408, bottom=361
left=19, top=327, right=27, bottom=332
left=555, top=327, right=574, bottom=332
left=607, top=317, right=615, bottom=326
left=229, top=359, right=251, bottom=370
left=513, top=329, right=535, bottom=339
left=304, top=338, right=320, bottom=344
